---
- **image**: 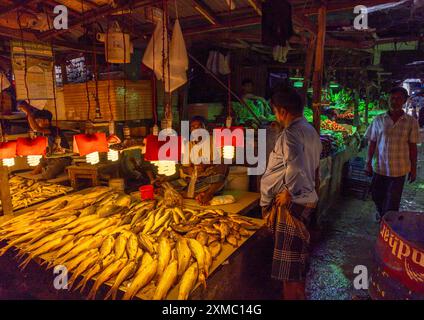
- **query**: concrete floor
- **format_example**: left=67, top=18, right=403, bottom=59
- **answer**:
left=306, top=144, right=424, bottom=300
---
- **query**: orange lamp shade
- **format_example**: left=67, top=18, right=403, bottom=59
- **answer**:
left=213, top=126, right=245, bottom=148
left=0, top=141, right=17, bottom=159
left=107, top=134, right=121, bottom=145
left=16, top=136, right=47, bottom=156
left=144, top=134, right=182, bottom=162
left=73, top=133, right=109, bottom=156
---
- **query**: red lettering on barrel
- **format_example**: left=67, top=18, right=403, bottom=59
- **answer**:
left=412, top=249, right=424, bottom=268
left=388, top=234, right=399, bottom=256
left=383, top=226, right=390, bottom=242
left=380, top=224, right=386, bottom=239
left=396, top=240, right=411, bottom=260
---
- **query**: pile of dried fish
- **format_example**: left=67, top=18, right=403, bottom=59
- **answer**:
left=0, top=187, right=261, bottom=300
left=3, top=176, right=73, bottom=210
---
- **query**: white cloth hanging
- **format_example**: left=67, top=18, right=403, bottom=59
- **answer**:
left=0, top=72, right=11, bottom=91
left=218, top=53, right=231, bottom=75
left=142, top=19, right=169, bottom=81
left=165, top=19, right=189, bottom=92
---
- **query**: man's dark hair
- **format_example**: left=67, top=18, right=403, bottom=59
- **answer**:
left=271, top=86, right=304, bottom=115
left=191, top=115, right=207, bottom=128
left=390, top=87, right=409, bottom=101
left=33, top=109, right=53, bottom=122
left=242, top=78, right=253, bottom=86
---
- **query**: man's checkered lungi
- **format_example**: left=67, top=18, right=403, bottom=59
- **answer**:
left=263, top=200, right=316, bottom=281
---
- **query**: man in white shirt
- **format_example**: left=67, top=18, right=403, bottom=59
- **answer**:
left=365, top=87, right=420, bottom=221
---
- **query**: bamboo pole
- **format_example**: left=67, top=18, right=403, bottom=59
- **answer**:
left=311, top=5, right=327, bottom=134
left=0, top=166, right=13, bottom=216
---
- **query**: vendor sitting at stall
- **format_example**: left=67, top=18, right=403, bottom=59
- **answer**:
left=179, top=116, right=229, bottom=205
left=234, top=78, right=274, bottom=124
left=18, top=101, right=71, bottom=180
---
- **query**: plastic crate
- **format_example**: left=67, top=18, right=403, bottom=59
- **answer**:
left=343, top=157, right=372, bottom=200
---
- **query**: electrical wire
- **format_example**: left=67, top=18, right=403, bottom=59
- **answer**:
left=43, top=7, right=59, bottom=135
left=165, top=0, right=171, bottom=119
left=227, top=0, right=232, bottom=118
left=81, top=0, right=92, bottom=122
left=17, top=10, right=31, bottom=105
left=106, top=20, right=114, bottom=122
left=122, top=19, right=128, bottom=123
left=151, top=9, right=158, bottom=125
left=93, top=25, right=101, bottom=119
left=162, top=0, right=167, bottom=121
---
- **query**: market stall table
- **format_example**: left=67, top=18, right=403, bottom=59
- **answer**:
left=0, top=187, right=264, bottom=300
left=67, top=162, right=120, bottom=190
left=131, top=190, right=261, bottom=216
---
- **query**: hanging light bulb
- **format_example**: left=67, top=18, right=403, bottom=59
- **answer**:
left=223, top=145, right=235, bottom=160
left=107, top=149, right=119, bottom=162
left=2, top=158, right=15, bottom=167
left=27, top=155, right=42, bottom=167
left=156, top=160, right=176, bottom=176
left=86, top=151, right=100, bottom=165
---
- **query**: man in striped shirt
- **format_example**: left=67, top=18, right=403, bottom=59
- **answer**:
left=365, top=87, right=420, bottom=221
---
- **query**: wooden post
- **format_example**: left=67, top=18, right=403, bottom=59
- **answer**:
left=61, top=63, right=68, bottom=85
left=353, top=89, right=360, bottom=127
left=302, top=38, right=316, bottom=106
left=365, top=86, right=370, bottom=126
left=311, top=4, right=327, bottom=133
left=0, top=166, right=13, bottom=216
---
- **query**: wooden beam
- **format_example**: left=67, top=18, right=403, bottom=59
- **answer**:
left=0, top=25, right=104, bottom=54
left=247, top=0, right=262, bottom=16
left=0, top=167, right=13, bottom=216
left=0, top=0, right=38, bottom=17
left=192, top=0, right=219, bottom=25
left=312, top=4, right=327, bottom=133
left=39, top=0, right=154, bottom=40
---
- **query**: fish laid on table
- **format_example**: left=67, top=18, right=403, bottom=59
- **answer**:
left=68, top=250, right=100, bottom=289
left=176, top=237, right=191, bottom=277
left=87, top=258, right=128, bottom=300
left=76, top=253, right=116, bottom=293
left=0, top=186, right=261, bottom=300
left=105, top=259, right=138, bottom=300
left=153, top=260, right=178, bottom=300
left=157, top=236, right=171, bottom=279
left=123, top=259, right=158, bottom=300
left=178, top=263, right=199, bottom=300
left=187, top=239, right=206, bottom=288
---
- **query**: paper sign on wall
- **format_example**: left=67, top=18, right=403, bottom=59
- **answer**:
left=11, top=41, right=54, bottom=109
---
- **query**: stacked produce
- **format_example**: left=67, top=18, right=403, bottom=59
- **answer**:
left=321, top=119, right=348, bottom=133
left=2, top=176, right=73, bottom=211
left=337, top=111, right=354, bottom=120
left=0, top=187, right=260, bottom=300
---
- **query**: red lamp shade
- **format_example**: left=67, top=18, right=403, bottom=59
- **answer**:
left=73, top=133, right=109, bottom=156
left=107, top=134, right=121, bottom=145
left=213, top=126, right=245, bottom=148
left=16, top=136, right=47, bottom=156
left=0, top=141, right=17, bottom=159
left=144, top=134, right=182, bottom=162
